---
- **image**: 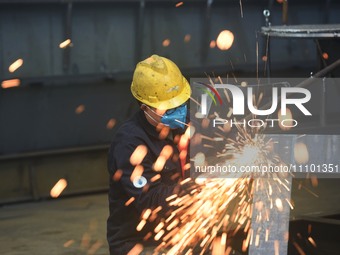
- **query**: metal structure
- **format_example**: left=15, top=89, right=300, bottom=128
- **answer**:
left=261, top=24, right=340, bottom=38
left=1, top=0, right=340, bottom=80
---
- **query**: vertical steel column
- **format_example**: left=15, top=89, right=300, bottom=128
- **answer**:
left=201, top=0, right=213, bottom=65
left=265, top=34, right=271, bottom=79
left=28, top=164, right=40, bottom=200
left=0, top=11, right=3, bottom=77
left=263, top=10, right=271, bottom=79
left=249, top=135, right=293, bottom=255
left=320, top=77, right=327, bottom=127
left=324, top=0, right=331, bottom=24
left=63, top=2, right=73, bottom=74
left=282, top=0, right=288, bottom=25
left=135, top=0, right=145, bottom=63
left=315, top=39, right=328, bottom=69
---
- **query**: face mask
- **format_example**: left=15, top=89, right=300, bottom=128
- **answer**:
left=161, top=104, right=188, bottom=129
left=144, top=104, right=188, bottom=129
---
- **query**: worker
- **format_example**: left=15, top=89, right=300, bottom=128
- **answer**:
left=107, top=55, right=191, bottom=255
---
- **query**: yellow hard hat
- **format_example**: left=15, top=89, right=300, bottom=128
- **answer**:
left=131, top=55, right=191, bottom=110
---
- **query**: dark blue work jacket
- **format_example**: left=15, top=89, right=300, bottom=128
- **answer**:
left=107, top=110, right=184, bottom=255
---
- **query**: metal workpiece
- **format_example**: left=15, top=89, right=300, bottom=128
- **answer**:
left=261, top=24, right=340, bottom=38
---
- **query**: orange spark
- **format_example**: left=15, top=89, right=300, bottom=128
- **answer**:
left=210, top=40, right=216, bottom=48
left=284, top=231, right=289, bottom=241
left=310, top=175, right=318, bottom=187
left=142, top=209, right=152, bottom=220
left=9, top=58, right=23, bottom=73
left=243, top=228, right=251, bottom=251
left=184, top=125, right=193, bottom=137
left=274, top=240, right=279, bottom=255
left=127, top=243, right=143, bottom=255
left=152, top=206, right=163, bottom=215
left=255, top=234, right=260, bottom=246
left=113, top=169, right=123, bottom=181
left=166, top=194, right=178, bottom=202
left=130, top=145, right=148, bottom=166
left=241, top=81, right=248, bottom=87
left=221, top=232, right=227, bottom=246
left=1, top=79, right=20, bottom=89
left=75, top=104, right=85, bottom=114
left=201, top=118, right=210, bottom=129
left=160, top=145, right=173, bottom=159
left=154, top=229, right=165, bottom=241
left=175, top=2, right=184, bottom=7
left=158, top=125, right=170, bottom=140
left=125, top=197, right=135, bottom=206
left=194, top=152, right=205, bottom=167
left=63, top=239, right=75, bottom=248
left=50, top=178, right=67, bottom=198
left=242, top=239, right=249, bottom=252
left=191, top=133, right=202, bottom=145
left=136, top=220, right=146, bottom=231
left=155, top=222, right=165, bottom=233
left=294, top=142, right=309, bottom=164
left=275, top=198, right=283, bottom=211
left=143, top=232, right=152, bottom=241
left=184, top=249, right=192, bottom=255
left=200, top=235, right=210, bottom=248
left=59, top=39, right=72, bottom=48
left=278, top=108, right=293, bottom=130
left=153, top=155, right=166, bottom=171
left=87, top=240, right=103, bottom=255
left=216, top=30, right=234, bottom=50
left=265, top=229, right=269, bottom=241
left=285, top=198, right=294, bottom=210
left=183, top=163, right=191, bottom=171
left=308, top=224, right=312, bottom=235
left=106, top=118, right=117, bottom=129
left=80, top=232, right=91, bottom=250
left=150, top=174, right=161, bottom=182
left=162, top=39, right=171, bottom=47
left=179, top=150, right=187, bottom=161
left=222, top=121, right=232, bottom=133
left=322, top=52, right=329, bottom=60
left=130, top=165, right=144, bottom=182
left=184, top=34, right=191, bottom=43
left=178, top=133, right=189, bottom=150
left=308, top=236, right=317, bottom=247
left=166, top=219, right=179, bottom=231
left=225, top=246, right=232, bottom=255
left=292, top=241, right=306, bottom=255
left=212, top=236, right=224, bottom=255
